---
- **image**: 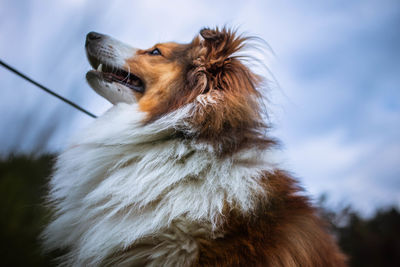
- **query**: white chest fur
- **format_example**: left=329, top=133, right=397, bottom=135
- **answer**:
left=43, top=103, right=275, bottom=266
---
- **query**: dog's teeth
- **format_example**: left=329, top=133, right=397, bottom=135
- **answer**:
left=97, top=63, right=103, bottom=72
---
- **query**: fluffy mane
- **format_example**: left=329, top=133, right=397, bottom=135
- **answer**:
left=43, top=27, right=347, bottom=267
left=143, top=27, right=276, bottom=155
left=43, top=103, right=276, bottom=266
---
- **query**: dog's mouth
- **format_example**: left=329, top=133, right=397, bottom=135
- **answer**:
left=87, top=54, right=144, bottom=93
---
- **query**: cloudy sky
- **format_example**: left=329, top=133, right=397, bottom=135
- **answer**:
left=1, top=0, right=399, bottom=215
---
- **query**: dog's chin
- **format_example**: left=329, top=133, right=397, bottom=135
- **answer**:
left=86, top=70, right=137, bottom=105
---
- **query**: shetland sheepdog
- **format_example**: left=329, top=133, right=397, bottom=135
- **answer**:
left=43, top=27, right=347, bottom=266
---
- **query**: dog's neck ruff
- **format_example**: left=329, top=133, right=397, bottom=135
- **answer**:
left=43, top=103, right=276, bottom=266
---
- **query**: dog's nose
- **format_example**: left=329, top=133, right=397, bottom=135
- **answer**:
left=86, top=32, right=103, bottom=41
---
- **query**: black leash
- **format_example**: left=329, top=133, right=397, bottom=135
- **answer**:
left=0, top=59, right=97, bottom=118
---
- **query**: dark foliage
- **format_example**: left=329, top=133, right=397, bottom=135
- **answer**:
left=0, top=155, right=399, bottom=266
left=337, top=208, right=400, bottom=267
left=0, top=154, right=58, bottom=266
left=318, top=197, right=400, bottom=267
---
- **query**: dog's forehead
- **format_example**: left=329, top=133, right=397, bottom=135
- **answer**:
left=156, top=42, right=180, bottom=48
left=134, top=41, right=190, bottom=61
left=154, top=42, right=187, bottom=55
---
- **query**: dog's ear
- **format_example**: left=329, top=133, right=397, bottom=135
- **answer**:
left=187, top=27, right=260, bottom=99
left=199, top=28, right=222, bottom=41
left=184, top=28, right=265, bottom=143
left=199, top=27, right=244, bottom=72
left=191, top=27, right=259, bottom=96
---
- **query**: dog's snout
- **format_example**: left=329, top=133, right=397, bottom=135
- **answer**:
left=87, top=31, right=103, bottom=41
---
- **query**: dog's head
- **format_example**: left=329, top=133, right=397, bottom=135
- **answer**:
left=86, top=27, right=273, bottom=152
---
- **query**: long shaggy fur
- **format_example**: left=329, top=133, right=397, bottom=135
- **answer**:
left=43, top=27, right=347, bottom=266
left=43, top=103, right=276, bottom=266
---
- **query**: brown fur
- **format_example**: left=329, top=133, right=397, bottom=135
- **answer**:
left=125, top=27, right=275, bottom=155
left=122, top=27, right=347, bottom=266
left=195, top=171, right=347, bottom=266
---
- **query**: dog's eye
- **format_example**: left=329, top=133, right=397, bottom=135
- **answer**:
left=149, top=48, right=161, bottom=56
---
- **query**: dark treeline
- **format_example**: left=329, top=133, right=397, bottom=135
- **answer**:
left=0, top=155, right=399, bottom=266
left=318, top=196, right=400, bottom=267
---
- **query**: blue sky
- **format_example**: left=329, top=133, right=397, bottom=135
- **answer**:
left=0, top=0, right=399, bottom=215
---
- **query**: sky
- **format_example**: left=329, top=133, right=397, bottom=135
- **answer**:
left=0, top=0, right=399, bottom=215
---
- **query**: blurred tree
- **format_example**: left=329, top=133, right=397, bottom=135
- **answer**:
left=337, top=208, right=400, bottom=267
left=318, top=195, right=400, bottom=267
left=0, top=154, right=56, bottom=266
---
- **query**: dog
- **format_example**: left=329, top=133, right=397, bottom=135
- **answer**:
left=43, top=27, right=347, bottom=266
